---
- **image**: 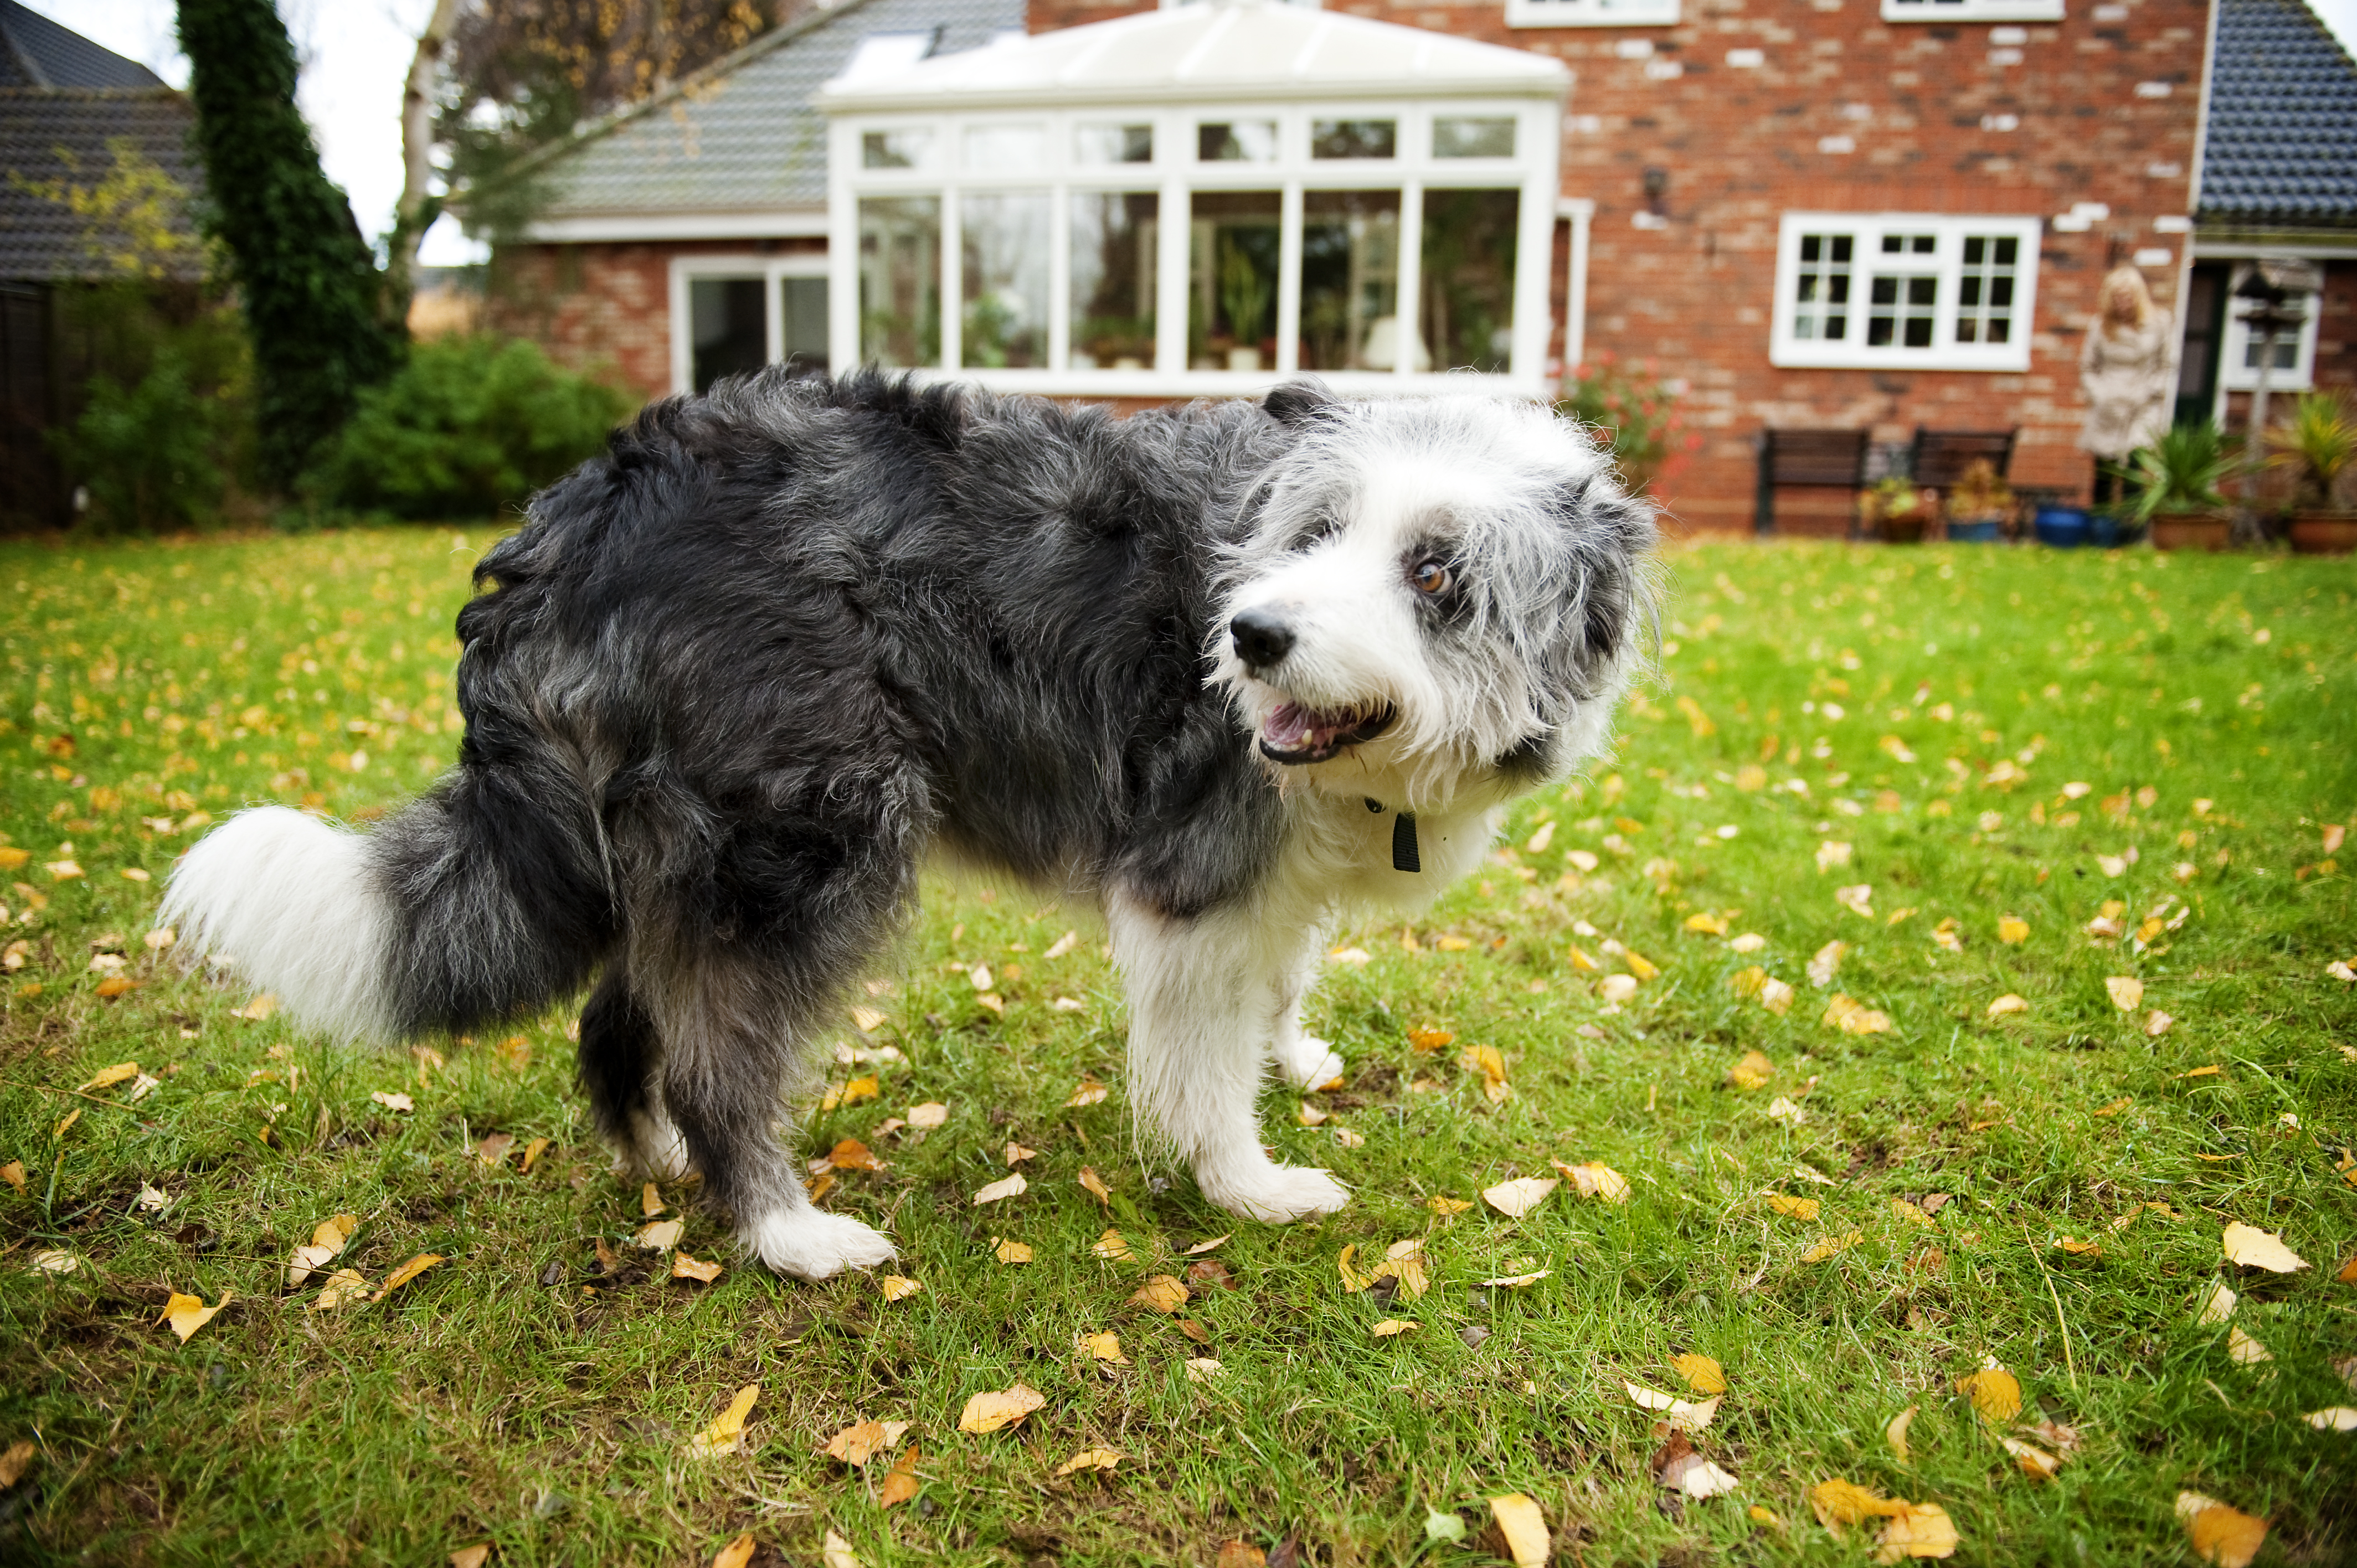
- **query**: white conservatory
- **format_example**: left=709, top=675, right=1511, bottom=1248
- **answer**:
left=819, top=0, right=1572, bottom=397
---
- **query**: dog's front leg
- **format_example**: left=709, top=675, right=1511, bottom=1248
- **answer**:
left=1109, top=889, right=1350, bottom=1223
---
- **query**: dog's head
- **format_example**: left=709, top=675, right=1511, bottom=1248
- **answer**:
left=1213, top=381, right=1656, bottom=810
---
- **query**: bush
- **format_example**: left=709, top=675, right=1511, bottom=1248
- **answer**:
left=1556, top=353, right=1697, bottom=495
left=308, top=336, right=630, bottom=519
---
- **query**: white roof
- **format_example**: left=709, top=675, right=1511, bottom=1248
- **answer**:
left=819, top=0, right=1571, bottom=111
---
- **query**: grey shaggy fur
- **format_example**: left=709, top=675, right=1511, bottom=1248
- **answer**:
left=162, top=370, right=1654, bottom=1272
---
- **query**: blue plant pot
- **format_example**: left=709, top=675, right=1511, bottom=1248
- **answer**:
left=2034, top=506, right=2091, bottom=549
left=1946, top=519, right=2004, bottom=543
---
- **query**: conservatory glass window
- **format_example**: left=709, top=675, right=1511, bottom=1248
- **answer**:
left=860, top=196, right=941, bottom=367
left=1300, top=190, right=1401, bottom=372
left=1198, top=120, right=1280, bottom=162
left=961, top=192, right=1052, bottom=367
left=1071, top=192, right=1159, bottom=369
left=1191, top=191, right=1283, bottom=371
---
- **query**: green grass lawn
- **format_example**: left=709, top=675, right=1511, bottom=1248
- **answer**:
left=1, top=527, right=2353, bottom=1567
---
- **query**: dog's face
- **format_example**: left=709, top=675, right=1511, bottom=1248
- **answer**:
left=1213, top=386, right=1655, bottom=810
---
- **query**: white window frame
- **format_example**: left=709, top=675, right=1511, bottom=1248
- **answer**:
left=2220, top=286, right=2320, bottom=393
left=1880, top=0, right=2064, bottom=21
left=667, top=252, right=832, bottom=396
left=1506, top=0, right=1679, bottom=28
left=1769, top=212, right=2042, bottom=373
left=826, top=99, right=1562, bottom=397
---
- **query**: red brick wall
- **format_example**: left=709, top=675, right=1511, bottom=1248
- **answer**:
left=1032, top=0, right=2210, bottom=530
left=486, top=237, right=826, bottom=402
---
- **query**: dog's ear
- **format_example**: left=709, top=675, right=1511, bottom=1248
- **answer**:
left=1262, top=377, right=1337, bottom=428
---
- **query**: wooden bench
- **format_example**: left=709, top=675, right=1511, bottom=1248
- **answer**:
left=1754, top=428, right=1870, bottom=535
left=1909, top=427, right=2017, bottom=488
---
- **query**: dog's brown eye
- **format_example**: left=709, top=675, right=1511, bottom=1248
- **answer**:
left=1411, top=558, right=1452, bottom=596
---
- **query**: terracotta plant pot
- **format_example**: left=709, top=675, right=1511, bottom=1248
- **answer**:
left=2151, top=513, right=2231, bottom=551
left=2289, top=511, right=2357, bottom=554
left=1878, top=511, right=1927, bottom=544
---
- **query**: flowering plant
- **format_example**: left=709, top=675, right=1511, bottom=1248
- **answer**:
left=1556, top=352, right=1697, bottom=495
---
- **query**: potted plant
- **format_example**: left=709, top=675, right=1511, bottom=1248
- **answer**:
left=1943, top=458, right=2014, bottom=542
left=2114, top=422, right=2235, bottom=550
left=1864, top=477, right=1932, bottom=543
left=2268, top=390, right=2357, bottom=554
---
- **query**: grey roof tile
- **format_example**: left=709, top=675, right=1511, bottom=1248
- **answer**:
left=2199, top=0, right=2357, bottom=229
left=0, top=87, right=202, bottom=281
left=0, top=1, right=167, bottom=90
left=524, top=0, right=1024, bottom=220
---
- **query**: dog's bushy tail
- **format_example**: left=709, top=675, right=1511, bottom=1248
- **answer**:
left=162, top=750, right=617, bottom=1043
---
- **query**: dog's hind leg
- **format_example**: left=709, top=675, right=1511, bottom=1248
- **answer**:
left=577, top=967, right=690, bottom=1180
left=1109, top=888, right=1350, bottom=1223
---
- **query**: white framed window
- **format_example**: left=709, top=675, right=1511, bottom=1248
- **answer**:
left=1770, top=213, right=2042, bottom=372
left=1506, top=0, right=1679, bottom=28
left=827, top=101, right=1562, bottom=395
left=667, top=254, right=832, bottom=396
left=1881, top=0, right=2064, bottom=20
left=2220, top=283, right=2319, bottom=391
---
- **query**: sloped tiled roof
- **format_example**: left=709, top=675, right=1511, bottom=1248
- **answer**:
left=0, top=87, right=202, bottom=281
left=2198, top=0, right=2357, bottom=231
left=0, top=1, right=166, bottom=89
left=515, top=0, right=1023, bottom=224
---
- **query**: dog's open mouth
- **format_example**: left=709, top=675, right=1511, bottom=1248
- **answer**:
left=1258, top=701, right=1397, bottom=765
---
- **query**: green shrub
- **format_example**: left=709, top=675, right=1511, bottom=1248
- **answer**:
left=309, top=336, right=630, bottom=519
left=1556, top=353, right=1697, bottom=496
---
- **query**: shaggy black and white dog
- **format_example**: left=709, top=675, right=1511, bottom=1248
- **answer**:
left=162, top=372, right=1653, bottom=1279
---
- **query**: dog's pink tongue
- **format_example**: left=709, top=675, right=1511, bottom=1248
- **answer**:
left=1263, top=702, right=1316, bottom=751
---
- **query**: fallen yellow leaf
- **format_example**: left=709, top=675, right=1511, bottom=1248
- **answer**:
left=1370, top=1318, right=1417, bottom=1337
left=2176, top=1492, right=2267, bottom=1568
left=1482, top=1176, right=1559, bottom=1218
left=76, top=1062, right=139, bottom=1093
left=823, top=1417, right=910, bottom=1466
left=309, top=1268, right=372, bottom=1311
left=1810, top=1478, right=1910, bottom=1531
left=1802, top=1231, right=1864, bottom=1263
left=686, top=1384, right=760, bottom=1458
left=1183, top=1234, right=1231, bottom=1255
left=1079, top=1165, right=1111, bottom=1203
left=1131, top=1275, right=1189, bottom=1313
left=2227, top=1325, right=2271, bottom=1365
left=1987, top=994, right=2028, bottom=1017
left=1065, top=1079, right=1109, bottom=1107
left=1489, top=1493, right=1550, bottom=1567
left=1623, top=950, right=1660, bottom=981
left=1672, top=1353, right=1727, bottom=1395
left=1876, top=1500, right=1959, bottom=1561
left=1767, top=1193, right=1821, bottom=1221
left=0, top=1160, right=23, bottom=1190
left=1055, top=1446, right=1121, bottom=1476
left=822, top=1528, right=863, bottom=1568
left=1824, top=994, right=1893, bottom=1034
left=642, top=1182, right=666, bottom=1217
left=374, top=1253, right=444, bottom=1298
left=451, top=1546, right=492, bottom=1568
left=1553, top=1160, right=1631, bottom=1204
left=635, top=1219, right=684, bottom=1251
left=2221, top=1222, right=2308, bottom=1273
left=521, top=1137, right=550, bottom=1173
left=828, top=1137, right=882, bottom=1172
left=992, top=1237, right=1033, bottom=1264
left=1885, top=1404, right=1918, bottom=1462
left=1183, top=1358, right=1223, bottom=1382
left=1998, top=916, right=2029, bottom=944
left=877, top=1443, right=921, bottom=1507
left=2001, top=1436, right=2062, bottom=1481
left=957, top=1383, right=1046, bottom=1433
left=158, top=1289, right=229, bottom=1343
left=286, top=1213, right=358, bottom=1286
left=1091, top=1229, right=1133, bottom=1261
left=878, top=1275, right=922, bottom=1302
left=710, top=1534, right=756, bottom=1568
left=2104, top=976, right=2144, bottom=1012
left=1727, top=1051, right=1775, bottom=1091
left=1081, top=1330, right=1127, bottom=1364
left=1955, top=1363, right=2023, bottom=1424
left=905, top=1102, right=948, bottom=1129
left=1427, top=1196, right=1473, bottom=1215
left=972, top=1172, right=1027, bottom=1205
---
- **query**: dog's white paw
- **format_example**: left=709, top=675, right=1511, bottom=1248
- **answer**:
left=1202, top=1163, right=1351, bottom=1223
left=611, top=1106, right=693, bottom=1180
left=744, top=1208, right=897, bottom=1280
left=1276, top=1033, right=1346, bottom=1091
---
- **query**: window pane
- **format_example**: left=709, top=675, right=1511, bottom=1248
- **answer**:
left=961, top=191, right=1050, bottom=368
left=1071, top=190, right=1157, bottom=369
left=862, top=129, right=933, bottom=169
left=690, top=276, right=766, bottom=393
left=1954, top=232, right=2018, bottom=346
left=963, top=124, right=1047, bottom=172
left=1300, top=190, right=1401, bottom=372
left=1866, top=269, right=1937, bottom=348
left=1190, top=190, right=1280, bottom=370
left=1420, top=188, right=1519, bottom=373
left=1075, top=123, right=1152, bottom=164
left=781, top=276, right=828, bottom=375
left=1198, top=120, right=1278, bottom=162
left=1793, top=231, right=1852, bottom=341
left=859, top=196, right=940, bottom=368
left=1433, top=116, right=1515, bottom=158
left=1310, top=118, right=1396, bottom=159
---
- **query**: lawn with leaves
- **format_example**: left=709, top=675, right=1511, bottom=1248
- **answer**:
left=1, top=528, right=2353, bottom=1567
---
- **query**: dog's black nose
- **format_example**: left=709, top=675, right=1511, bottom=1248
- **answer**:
left=1231, top=607, right=1295, bottom=670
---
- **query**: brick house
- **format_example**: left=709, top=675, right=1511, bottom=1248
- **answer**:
left=488, top=0, right=2351, bottom=530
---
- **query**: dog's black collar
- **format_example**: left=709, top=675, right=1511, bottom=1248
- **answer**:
left=1363, top=797, right=1420, bottom=873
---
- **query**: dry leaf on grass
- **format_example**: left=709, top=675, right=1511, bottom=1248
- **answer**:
left=1370, top=1318, right=1417, bottom=1337
left=828, top=1138, right=883, bottom=1172
left=2302, top=1407, right=2357, bottom=1431
left=450, top=1546, right=491, bottom=1568
left=824, top=1418, right=911, bottom=1466
left=1801, top=1231, right=1864, bottom=1263
left=972, top=1173, right=1027, bottom=1205
left=0, top=1162, right=24, bottom=1191
left=1477, top=1270, right=1551, bottom=1288
left=905, top=1102, right=948, bottom=1129
left=1875, top=1502, right=1959, bottom=1561
left=1727, top=1051, right=1775, bottom=1090
left=1131, top=1275, right=1189, bottom=1313
left=1554, top=1160, right=1631, bottom=1203
left=286, top=1214, right=357, bottom=1287
left=2226, top=1326, right=2271, bottom=1365
left=822, top=1528, right=864, bottom=1568
left=158, top=1290, right=229, bottom=1343
left=4, top=1439, right=43, bottom=1489
left=2221, top=1223, right=2307, bottom=1273
left=1488, top=1493, right=1550, bottom=1567
left=1955, top=1363, right=2023, bottom=1424
left=310, top=1268, right=372, bottom=1310
left=1999, top=916, right=2030, bottom=944
left=1759, top=977, right=1795, bottom=1014
left=1065, top=1079, right=1109, bottom=1107
left=1811, top=1479, right=1909, bottom=1531
left=635, top=1220, right=684, bottom=1251
left=2176, top=1492, right=2267, bottom=1568
left=1079, top=1166, right=1112, bottom=1204
left=369, top=1091, right=413, bottom=1113
left=1183, top=1234, right=1231, bottom=1255
left=1767, top=1194, right=1821, bottom=1221
left=2000, top=1436, right=2062, bottom=1481
left=373, top=1254, right=443, bottom=1300
left=877, top=1443, right=921, bottom=1507
left=1807, top=940, right=1847, bottom=987
left=686, top=1384, right=760, bottom=1458
left=76, top=1062, right=139, bottom=1093
left=1004, top=1142, right=1038, bottom=1166
left=958, top=1384, right=1045, bottom=1433
left=1428, top=1196, right=1473, bottom=1215
left=1091, top=1229, right=1133, bottom=1261
left=1483, top=1176, right=1558, bottom=1217
left=1885, top=1405, right=1918, bottom=1462
left=672, top=1252, right=724, bottom=1283
left=1626, top=1383, right=1722, bottom=1431
left=1056, top=1447, right=1121, bottom=1476
left=1824, top=994, right=1893, bottom=1034
left=1215, top=1543, right=1265, bottom=1568
left=1987, top=994, right=2029, bottom=1017
left=1672, top=1353, right=1727, bottom=1395
left=1081, top=1330, right=1128, bottom=1364
left=1183, top=1358, right=1223, bottom=1382
left=2105, top=976, right=2144, bottom=1011
left=992, top=1237, right=1033, bottom=1263
left=708, top=1535, right=755, bottom=1568
left=879, top=1275, right=922, bottom=1302
left=641, top=1182, right=666, bottom=1216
